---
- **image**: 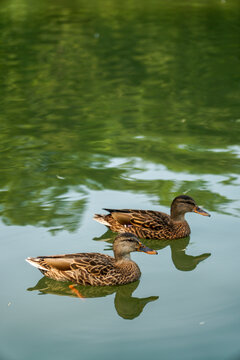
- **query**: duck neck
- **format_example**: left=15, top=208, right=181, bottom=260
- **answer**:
left=170, top=209, right=186, bottom=222
left=114, top=250, right=131, bottom=262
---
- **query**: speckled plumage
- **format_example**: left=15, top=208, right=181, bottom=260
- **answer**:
left=26, top=233, right=157, bottom=286
left=94, top=195, right=210, bottom=240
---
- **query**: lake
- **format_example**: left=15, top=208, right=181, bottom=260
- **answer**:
left=0, top=0, right=239, bottom=359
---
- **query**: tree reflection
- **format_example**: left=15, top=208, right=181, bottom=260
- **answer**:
left=0, top=0, right=239, bottom=231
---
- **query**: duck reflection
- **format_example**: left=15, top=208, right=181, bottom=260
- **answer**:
left=94, top=230, right=211, bottom=272
left=170, top=237, right=211, bottom=271
left=27, top=277, right=158, bottom=320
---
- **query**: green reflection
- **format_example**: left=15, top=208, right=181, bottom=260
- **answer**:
left=149, top=237, right=211, bottom=272
left=27, top=277, right=158, bottom=320
left=94, top=230, right=211, bottom=272
left=0, top=0, right=239, bottom=230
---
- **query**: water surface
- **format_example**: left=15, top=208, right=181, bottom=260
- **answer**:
left=0, top=0, right=240, bottom=359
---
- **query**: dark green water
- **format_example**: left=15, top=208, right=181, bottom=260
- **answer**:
left=0, top=0, right=240, bottom=359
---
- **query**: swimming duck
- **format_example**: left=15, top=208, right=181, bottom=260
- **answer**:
left=93, top=195, right=210, bottom=240
left=26, top=233, right=157, bottom=286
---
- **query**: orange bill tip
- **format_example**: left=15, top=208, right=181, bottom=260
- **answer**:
left=193, top=206, right=211, bottom=217
left=138, top=244, right=158, bottom=255
left=145, top=249, right=158, bottom=255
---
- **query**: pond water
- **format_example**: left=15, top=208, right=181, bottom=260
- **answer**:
left=0, top=0, right=240, bottom=359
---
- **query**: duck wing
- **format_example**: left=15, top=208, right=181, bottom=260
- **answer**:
left=31, top=253, right=114, bottom=275
left=104, top=209, right=171, bottom=230
left=69, top=253, right=115, bottom=277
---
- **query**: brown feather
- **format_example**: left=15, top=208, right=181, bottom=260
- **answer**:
left=94, top=195, right=210, bottom=240
left=26, top=234, right=155, bottom=286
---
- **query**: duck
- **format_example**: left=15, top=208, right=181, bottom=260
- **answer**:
left=26, top=233, right=157, bottom=286
left=93, top=195, right=210, bottom=240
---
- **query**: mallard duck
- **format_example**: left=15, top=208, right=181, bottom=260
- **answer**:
left=26, top=233, right=157, bottom=286
left=93, top=195, right=210, bottom=240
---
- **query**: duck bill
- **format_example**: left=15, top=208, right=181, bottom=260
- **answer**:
left=193, top=206, right=211, bottom=217
left=138, top=243, right=158, bottom=255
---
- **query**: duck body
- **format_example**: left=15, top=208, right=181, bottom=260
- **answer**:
left=94, top=195, right=210, bottom=240
left=26, top=233, right=157, bottom=286
left=26, top=252, right=141, bottom=286
left=95, top=209, right=190, bottom=240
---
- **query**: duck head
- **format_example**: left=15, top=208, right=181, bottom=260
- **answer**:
left=170, top=195, right=210, bottom=221
left=113, top=233, right=158, bottom=261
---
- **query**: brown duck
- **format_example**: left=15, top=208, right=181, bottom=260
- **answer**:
left=94, top=195, right=210, bottom=240
left=26, top=233, right=157, bottom=286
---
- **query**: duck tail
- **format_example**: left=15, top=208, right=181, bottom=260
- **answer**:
left=93, top=214, right=111, bottom=226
